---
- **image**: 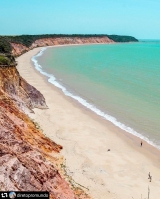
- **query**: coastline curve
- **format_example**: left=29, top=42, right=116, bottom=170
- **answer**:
left=31, top=46, right=160, bottom=150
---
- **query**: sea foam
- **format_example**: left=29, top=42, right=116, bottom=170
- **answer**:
left=31, top=47, right=160, bottom=150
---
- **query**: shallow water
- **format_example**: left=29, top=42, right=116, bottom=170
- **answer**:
left=33, top=42, right=160, bottom=149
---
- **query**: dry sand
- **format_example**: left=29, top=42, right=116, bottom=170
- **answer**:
left=17, top=47, right=160, bottom=199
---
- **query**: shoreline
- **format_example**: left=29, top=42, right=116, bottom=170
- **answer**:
left=17, top=46, right=160, bottom=199
left=32, top=44, right=160, bottom=151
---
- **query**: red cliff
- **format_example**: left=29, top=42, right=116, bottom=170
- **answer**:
left=0, top=65, right=90, bottom=199
left=11, top=36, right=114, bottom=57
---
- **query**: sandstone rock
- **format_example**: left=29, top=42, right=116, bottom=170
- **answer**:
left=0, top=66, right=48, bottom=113
left=11, top=36, right=114, bottom=57
left=0, top=65, right=90, bottom=198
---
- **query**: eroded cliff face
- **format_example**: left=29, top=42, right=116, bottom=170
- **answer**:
left=11, top=43, right=29, bottom=57
left=11, top=36, right=114, bottom=56
left=0, top=66, right=47, bottom=113
left=0, top=66, right=90, bottom=199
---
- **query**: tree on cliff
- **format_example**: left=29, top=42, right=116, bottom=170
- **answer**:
left=0, top=37, right=12, bottom=54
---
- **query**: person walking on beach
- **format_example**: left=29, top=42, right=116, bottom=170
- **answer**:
left=148, top=172, right=151, bottom=179
left=150, top=176, right=152, bottom=182
left=141, top=141, right=143, bottom=147
left=148, top=172, right=152, bottom=182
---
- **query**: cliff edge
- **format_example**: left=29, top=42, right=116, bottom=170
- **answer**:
left=0, top=34, right=138, bottom=198
left=0, top=64, right=90, bottom=199
left=0, top=66, right=47, bottom=113
left=11, top=36, right=115, bottom=57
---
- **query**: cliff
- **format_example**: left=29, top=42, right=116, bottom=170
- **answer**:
left=0, top=66, right=47, bottom=113
left=0, top=65, right=90, bottom=199
left=11, top=36, right=115, bottom=57
left=0, top=34, right=138, bottom=56
left=107, top=34, right=138, bottom=42
left=0, top=34, right=138, bottom=198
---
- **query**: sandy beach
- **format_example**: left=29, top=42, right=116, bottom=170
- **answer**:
left=17, top=47, right=160, bottom=199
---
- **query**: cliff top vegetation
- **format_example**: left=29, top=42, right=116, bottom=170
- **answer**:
left=0, top=54, right=16, bottom=66
left=0, top=37, right=16, bottom=65
left=0, top=36, right=12, bottom=54
left=0, top=34, right=138, bottom=65
left=2, top=34, right=138, bottom=48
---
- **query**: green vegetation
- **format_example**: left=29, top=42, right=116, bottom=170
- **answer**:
left=3, top=34, right=138, bottom=48
left=0, top=37, right=12, bottom=54
left=107, top=35, right=138, bottom=42
left=0, top=55, right=9, bottom=65
left=0, top=34, right=138, bottom=66
left=0, top=37, right=15, bottom=66
left=0, top=54, right=16, bottom=66
left=5, top=34, right=110, bottom=47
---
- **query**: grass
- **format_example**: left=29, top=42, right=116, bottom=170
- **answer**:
left=0, top=54, right=16, bottom=66
left=0, top=55, right=9, bottom=65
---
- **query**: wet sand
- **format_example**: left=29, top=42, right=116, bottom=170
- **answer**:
left=17, top=47, right=160, bottom=199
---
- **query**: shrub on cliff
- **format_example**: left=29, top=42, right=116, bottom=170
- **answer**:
left=0, top=55, right=10, bottom=65
left=107, top=35, right=138, bottom=42
left=0, top=54, right=16, bottom=66
left=0, top=37, right=12, bottom=54
left=6, top=34, right=138, bottom=47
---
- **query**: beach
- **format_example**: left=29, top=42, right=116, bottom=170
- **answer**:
left=17, top=47, right=160, bottom=199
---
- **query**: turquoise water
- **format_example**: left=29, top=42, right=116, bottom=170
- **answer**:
left=33, top=43, right=160, bottom=149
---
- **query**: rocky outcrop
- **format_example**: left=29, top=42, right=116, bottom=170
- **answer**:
left=11, top=36, right=114, bottom=56
left=0, top=65, right=90, bottom=199
left=0, top=92, right=74, bottom=198
left=0, top=66, right=47, bottom=113
left=11, top=43, right=29, bottom=57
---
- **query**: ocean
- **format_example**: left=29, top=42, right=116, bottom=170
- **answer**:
left=32, top=42, right=160, bottom=149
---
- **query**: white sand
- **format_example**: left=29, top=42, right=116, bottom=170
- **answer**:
left=17, top=47, right=160, bottom=199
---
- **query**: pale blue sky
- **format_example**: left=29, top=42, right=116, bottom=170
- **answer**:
left=0, top=0, right=160, bottom=39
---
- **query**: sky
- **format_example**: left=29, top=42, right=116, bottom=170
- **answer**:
left=0, top=0, right=160, bottom=39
